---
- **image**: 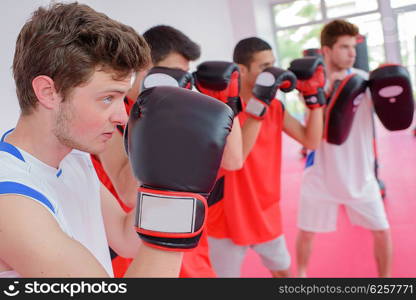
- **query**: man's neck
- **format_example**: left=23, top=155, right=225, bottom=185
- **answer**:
left=325, top=60, right=350, bottom=78
left=4, top=114, right=71, bottom=169
left=240, top=84, right=253, bottom=104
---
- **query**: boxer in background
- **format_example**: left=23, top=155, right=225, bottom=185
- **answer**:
left=295, top=19, right=402, bottom=278
left=94, top=25, right=245, bottom=278
left=207, top=37, right=324, bottom=277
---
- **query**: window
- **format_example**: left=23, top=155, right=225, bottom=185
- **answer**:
left=325, top=0, right=377, bottom=18
left=277, top=24, right=323, bottom=69
left=391, top=0, right=416, bottom=9
left=271, top=0, right=416, bottom=116
left=273, top=0, right=321, bottom=28
left=397, top=10, right=416, bottom=87
left=347, top=13, right=384, bottom=70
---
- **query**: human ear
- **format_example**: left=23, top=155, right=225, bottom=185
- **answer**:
left=32, top=75, right=60, bottom=109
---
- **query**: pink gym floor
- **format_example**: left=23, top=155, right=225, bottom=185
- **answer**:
left=241, top=118, right=416, bottom=278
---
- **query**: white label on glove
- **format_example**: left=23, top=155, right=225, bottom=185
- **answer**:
left=138, top=192, right=196, bottom=233
left=255, top=72, right=275, bottom=86
left=143, top=73, right=179, bottom=89
left=245, top=98, right=266, bottom=117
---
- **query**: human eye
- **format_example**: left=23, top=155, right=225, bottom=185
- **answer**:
left=260, top=65, right=269, bottom=72
left=102, top=96, right=113, bottom=104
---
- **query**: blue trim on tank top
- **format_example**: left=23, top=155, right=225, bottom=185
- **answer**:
left=0, top=129, right=25, bottom=162
left=0, top=142, right=25, bottom=162
left=1, top=129, right=62, bottom=177
left=0, top=181, right=56, bottom=214
left=305, top=151, right=315, bottom=168
left=0, top=130, right=57, bottom=214
left=1, top=129, right=14, bottom=142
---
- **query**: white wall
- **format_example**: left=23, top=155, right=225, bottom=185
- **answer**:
left=0, top=0, right=274, bottom=133
left=0, top=0, right=50, bottom=134
left=227, top=0, right=276, bottom=55
left=227, top=0, right=257, bottom=44
left=77, top=0, right=236, bottom=64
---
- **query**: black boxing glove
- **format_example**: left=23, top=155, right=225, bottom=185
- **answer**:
left=245, top=67, right=296, bottom=119
left=125, top=86, right=233, bottom=251
left=142, top=66, right=193, bottom=90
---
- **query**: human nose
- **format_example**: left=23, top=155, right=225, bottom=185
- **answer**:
left=110, top=99, right=129, bottom=126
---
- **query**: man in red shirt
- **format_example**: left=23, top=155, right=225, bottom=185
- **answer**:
left=93, top=25, right=236, bottom=278
left=207, top=37, right=324, bottom=277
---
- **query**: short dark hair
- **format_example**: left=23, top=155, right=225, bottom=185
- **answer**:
left=142, top=25, right=201, bottom=64
left=13, top=2, right=150, bottom=115
left=321, top=19, right=359, bottom=48
left=233, top=37, right=272, bottom=67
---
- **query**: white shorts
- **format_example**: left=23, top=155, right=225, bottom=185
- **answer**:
left=298, top=196, right=390, bottom=232
left=208, top=235, right=291, bottom=277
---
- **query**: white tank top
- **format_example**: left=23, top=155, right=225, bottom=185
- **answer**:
left=0, top=129, right=114, bottom=277
left=301, top=68, right=381, bottom=203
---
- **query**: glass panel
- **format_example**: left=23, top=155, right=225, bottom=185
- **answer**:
left=276, top=24, right=323, bottom=119
left=347, top=13, right=385, bottom=70
left=278, top=89, right=307, bottom=125
left=391, top=0, right=416, bottom=8
left=276, top=24, right=323, bottom=69
left=325, top=0, right=378, bottom=18
left=273, top=0, right=322, bottom=28
left=397, top=10, right=416, bottom=91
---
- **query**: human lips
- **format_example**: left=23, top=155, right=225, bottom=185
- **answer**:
left=102, top=131, right=114, bottom=140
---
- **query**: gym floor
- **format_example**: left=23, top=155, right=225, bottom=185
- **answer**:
left=241, top=118, right=416, bottom=277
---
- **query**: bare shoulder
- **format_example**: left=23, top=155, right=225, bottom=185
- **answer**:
left=0, top=194, right=64, bottom=274
left=0, top=194, right=108, bottom=277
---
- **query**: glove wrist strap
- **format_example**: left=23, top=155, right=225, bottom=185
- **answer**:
left=134, top=186, right=207, bottom=251
left=245, top=97, right=268, bottom=120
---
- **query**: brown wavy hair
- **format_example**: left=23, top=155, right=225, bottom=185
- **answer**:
left=320, top=19, right=359, bottom=48
left=13, top=2, right=150, bottom=115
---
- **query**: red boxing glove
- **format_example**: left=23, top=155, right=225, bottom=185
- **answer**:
left=289, top=57, right=326, bottom=109
left=194, top=61, right=242, bottom=116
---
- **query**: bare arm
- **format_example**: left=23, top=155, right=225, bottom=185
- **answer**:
left=282, top=107, right=324, bottom=150
left=101, top=183, right=184, bottom=277
left=97, top=132, right=138, bottom=208
left=0, top=195, right=109, bottom=277
left=124, top=245, right=183, bottom=278
left=100, top=183, right=139, bottom=258
left=241, top=116, right=263, bottom=161
left=0, top=188, right=183, bottom=278
left=221, top=115, right=263, bottom=170
left=221, top=116, right=243, bottom=170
